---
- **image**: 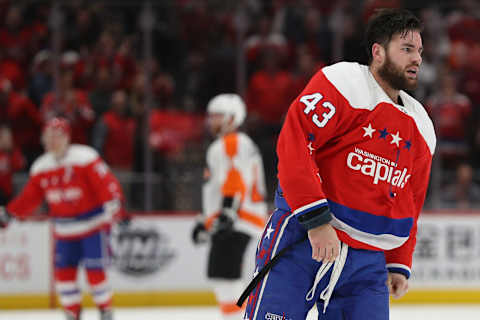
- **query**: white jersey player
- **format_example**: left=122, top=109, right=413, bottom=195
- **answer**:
left=192, top=93, right=268, bottom=320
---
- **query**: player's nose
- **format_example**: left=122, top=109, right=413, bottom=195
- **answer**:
left=412, top=50, right=422, bottom=66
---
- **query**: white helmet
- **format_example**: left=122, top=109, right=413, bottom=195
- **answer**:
left=207, top=93, right=246, bottom=130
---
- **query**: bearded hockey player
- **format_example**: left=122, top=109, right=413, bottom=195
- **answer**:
left=244, top=9, right=436, bottom=320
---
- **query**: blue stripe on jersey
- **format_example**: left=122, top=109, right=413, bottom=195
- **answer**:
left=54, top=206, right=103, bottom=223
left=274, top=185, right=291, bottom=212
left=328, top=200, right=413, bottom=238
left=387, top=267, right=411, bottom=279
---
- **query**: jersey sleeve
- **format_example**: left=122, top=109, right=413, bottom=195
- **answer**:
left=384, top=152, right=433, bottom=278
left=7, top=174, right=44, bottom=219
left=201, top=143, right=222, bottom=222
left=277, top=70, right=349, bottom=228
left=85, top=157, right=125, bottom=219
left=250, top=143, right=267, bottom=202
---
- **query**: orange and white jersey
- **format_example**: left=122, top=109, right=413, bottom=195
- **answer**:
left=203, top=132, right=267, bottom=235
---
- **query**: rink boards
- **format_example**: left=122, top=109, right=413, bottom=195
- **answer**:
left=1, top=212, right=480, bottom=309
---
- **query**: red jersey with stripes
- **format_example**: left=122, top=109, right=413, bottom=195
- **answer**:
left=7, top=144, right=124, bottom=239
left=276, top=62, right=436, bottom=277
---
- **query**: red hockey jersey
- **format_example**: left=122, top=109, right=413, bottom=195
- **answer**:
left=7, top=144, right=124, bottom=239
left=276, top=62, right=436, bottom=278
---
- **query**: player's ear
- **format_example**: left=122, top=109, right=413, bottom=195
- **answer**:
left=372, top=43, right=385, bottom=65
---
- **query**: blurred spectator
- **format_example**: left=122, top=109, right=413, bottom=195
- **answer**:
left=28, top=50, right=53, bottom=106
left=339, top=10, right=366, bottom=63
left=291, top=45, right=324, bottom=94
left=426, top=70, right=472, bottom=169
left=112, top=37, right=137, bottom=90
left=362, top=0, right=401, bottom=23
left=129, top=73, right=148, bottom=210
left=458, top=46, right=480, bottom=167
left=180, top=51, right=207, bottom=111
left=200, top=22, right=237, bottom=111
left=294, top=5, right=333, bottom=63
left=413, top=39, right=437, bottom=102
left=177, top=0, right=215, bottom=53
left=246, top=47, right=296, bottom=127
left=442, top=163, right=480, bottom=209
left=0, top=3, right=48, bottom=78
left=149, top=72, right=204, bottom=209
left=64, top=6, right=101, bottom=51
left=70, top=31, right=113, bottom=90
left=0, top=77, right=42, bottom=165
left=446, top=0, right=480, bottom=70
left=41, top=70, right=95, bottom=144
left=148, top=106, right=204, bottom=210
left=92, top=90, right=136, bottom=171
left=246, top=47, right=296, bottom=201
left=0, top=48, right=25, bottom=91
left=245, top=14, right=288, bottom=73
left=0, top=5, right=33, bottom=68
left=0, top=124, right=25, bottom=205
left=89, top=66, right=114, bottom=117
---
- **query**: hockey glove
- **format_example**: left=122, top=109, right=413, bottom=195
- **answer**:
left=211, top=195, right=238, bottom=235
left=192, top=221, right=209, bottom=244
left=0, top=206, right=11, bottom=229
left=212, top=210, right=235, bottom=235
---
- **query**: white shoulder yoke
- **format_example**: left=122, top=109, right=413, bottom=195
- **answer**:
left=322, top=62, right=374, bottom=110
left=322, top=62, right=436, bottom=155
left=30, top=144, right=99, bottom=175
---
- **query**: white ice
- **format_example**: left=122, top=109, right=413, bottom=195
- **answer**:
left=1, top=305, right=480, bottom=320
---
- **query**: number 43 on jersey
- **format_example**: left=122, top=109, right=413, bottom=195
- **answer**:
left=300, top=93, right=336, bottom=128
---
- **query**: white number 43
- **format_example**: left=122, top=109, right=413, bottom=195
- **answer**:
left=300, top=93, right=336, bottom=128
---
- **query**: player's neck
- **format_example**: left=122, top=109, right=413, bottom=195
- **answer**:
left=52, top=146, right=68, bottom=160
left=369, top=66, right=400, bottom=104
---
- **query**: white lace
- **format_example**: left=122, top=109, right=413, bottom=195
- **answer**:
left=305, top=242, right=349, bottom=313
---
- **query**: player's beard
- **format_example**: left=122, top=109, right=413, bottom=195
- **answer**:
left=378, top=51, right=418, bottom=91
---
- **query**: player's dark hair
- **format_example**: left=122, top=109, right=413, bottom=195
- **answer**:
left=365, top=8, right=423, bottom=64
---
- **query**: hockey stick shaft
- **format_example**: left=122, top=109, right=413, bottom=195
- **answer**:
left=236, top=235, right=308, bottom=307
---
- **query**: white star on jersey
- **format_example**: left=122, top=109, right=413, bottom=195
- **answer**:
left=265, top=224, right=274, bottom=239
left=307, top=142, right=315, bottom=155
left=362, top=123, right=376, bottom=138
left=253, top=267, right=259, bottom=278
left=390, top=131, right=402, bottom=147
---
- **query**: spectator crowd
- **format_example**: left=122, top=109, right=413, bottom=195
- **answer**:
left=0, top=0, right=480, bottom=210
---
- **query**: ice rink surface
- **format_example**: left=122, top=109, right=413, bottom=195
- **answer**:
left=1, top=305, right=480, bottom=320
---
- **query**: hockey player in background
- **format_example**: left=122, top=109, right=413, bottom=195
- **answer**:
left=244, top=9, right=436, bottom=320
left=191, top=94, right=268, bottom=320
left=0, top=117, right=126, bottom=320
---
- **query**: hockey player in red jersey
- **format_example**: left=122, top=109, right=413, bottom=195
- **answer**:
left=0, top=117, right=125, bottom=320
left=192, top=94, right=267, bottom=320
left=243, top=9, right=436, bottom=320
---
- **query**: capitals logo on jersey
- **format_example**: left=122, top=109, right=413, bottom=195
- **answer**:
left=345, top=121, right=414, bottom=190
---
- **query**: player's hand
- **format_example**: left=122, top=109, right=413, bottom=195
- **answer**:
left=0, top=206, right=11, bottom=229
left=191, top=222, right=209, bottom=244
left=387, top=272, right=409, bottom=299
left=307, top=223, right=340, bottom=263
left=212, top=213, right=234, bottom=234
left=118, top=217, right=131, bottom=230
